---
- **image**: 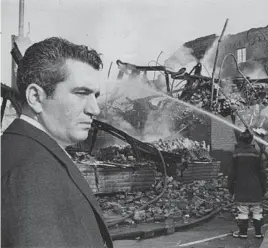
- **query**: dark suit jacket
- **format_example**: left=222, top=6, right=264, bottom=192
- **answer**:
left=1, top=119, right=113, bottom=248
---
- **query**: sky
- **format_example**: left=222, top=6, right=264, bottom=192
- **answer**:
left=1, top=0, right=268, bottom=86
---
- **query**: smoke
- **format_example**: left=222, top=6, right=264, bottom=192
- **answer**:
left=163, top=37, right=223, bottom=78
left=98, top=77, right=160, bottom=111
left=200, top=36, right=231, bottom=77
left=140, top=101, right=178, bottom=142
left=200, top=38, right=220, bottom=76
left=164, top=46, right=197, bottom=72
left=97, top=77, right=183, bottom=143
left=240, top=62, right=268, bottom=79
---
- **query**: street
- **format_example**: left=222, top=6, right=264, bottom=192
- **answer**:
left=113, top=213, right=268, bottom=248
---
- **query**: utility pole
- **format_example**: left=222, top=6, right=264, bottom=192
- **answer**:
left=19, top=0, right=25, bottom=37
left=11, top=0, right=25, bottom=90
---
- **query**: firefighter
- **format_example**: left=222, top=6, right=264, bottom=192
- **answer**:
left=228, top=129, right=267, bottom=239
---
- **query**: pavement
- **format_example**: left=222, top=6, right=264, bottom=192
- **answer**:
left=112, top=212, right=268, bottom=248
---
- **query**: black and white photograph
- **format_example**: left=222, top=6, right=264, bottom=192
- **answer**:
left=1, top=0, right=268, bottom=247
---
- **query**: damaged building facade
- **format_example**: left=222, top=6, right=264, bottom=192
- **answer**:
left=184, top=25, right=268, bottom=77
left=181, top=25, right=268, bottom=173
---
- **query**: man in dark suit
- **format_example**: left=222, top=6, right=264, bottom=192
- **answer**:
left=2, top=37, right=113, bottom=248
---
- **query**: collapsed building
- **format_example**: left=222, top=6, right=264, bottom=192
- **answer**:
left=164, top=25, right=268, bottom=173
left=84, top=25, right=268, bottom=175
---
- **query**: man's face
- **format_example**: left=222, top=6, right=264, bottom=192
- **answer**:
left=39, top=59, right=101, bottom=147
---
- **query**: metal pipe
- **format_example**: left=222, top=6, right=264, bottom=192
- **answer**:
left=19, top=0, right=25, bottom=37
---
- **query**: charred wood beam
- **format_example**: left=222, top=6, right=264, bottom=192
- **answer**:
left=10, top=42, right=23, bottom=65
left=1, top=83, right=22, bottom=121
left=89, top=127, right=99, bottom=155
left=172, top=73, right=218, bottom=83
left=232, top=77, right=268, bottom=84
left=92, top=119, right=181, bottom=174
left=116, top=60, right=188, bottom=93
left=116, top=60, right=166, bottom=72
left=1, top=98, right=7, bottom=122
left=164, top=71, right=170, bottom=93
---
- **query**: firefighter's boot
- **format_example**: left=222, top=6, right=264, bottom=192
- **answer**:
left=253, top=219, right=264, bottom=239
left=232, top=219, right=248, bottom=238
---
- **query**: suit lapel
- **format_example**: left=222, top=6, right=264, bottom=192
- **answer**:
left=4, top=119, right=103, bottom=217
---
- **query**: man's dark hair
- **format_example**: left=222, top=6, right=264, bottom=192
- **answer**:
left=239, top=129, right=253, bottom=144
left=16, top=37, right=103, bottom=104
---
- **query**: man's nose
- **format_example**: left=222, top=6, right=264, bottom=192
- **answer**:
left=84, top=95, right=100, bottom=116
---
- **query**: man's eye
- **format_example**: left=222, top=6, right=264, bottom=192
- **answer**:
left=76, top=92, right=88, bottom=95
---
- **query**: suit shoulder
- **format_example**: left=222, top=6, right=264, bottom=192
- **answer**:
left=1, top=133, right=60, bottom=177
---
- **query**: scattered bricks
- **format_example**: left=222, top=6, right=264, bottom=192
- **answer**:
left=133, top=210, right=146, bottom=221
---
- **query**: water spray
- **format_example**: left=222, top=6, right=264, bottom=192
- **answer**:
left=138, top=84, right=268, bottom=147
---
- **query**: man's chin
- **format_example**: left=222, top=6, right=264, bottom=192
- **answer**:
left=72, top=131, right=90, bottom=144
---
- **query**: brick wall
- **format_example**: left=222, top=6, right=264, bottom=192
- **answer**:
left=211, top=115, right=236, bottom=151
left=210, top=115, right=237, bottom=174
left=76, top=163, right=155, bottom=193
left=181, top=161, right=221, bottom=183
left=78, top=161, right=222, bottom=192
left=218, top=26, right=268, bottom=77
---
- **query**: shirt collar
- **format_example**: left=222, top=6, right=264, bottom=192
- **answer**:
left=20, top=114, right=48, bottom=134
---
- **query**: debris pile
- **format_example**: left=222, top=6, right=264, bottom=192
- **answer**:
left=95, top=137, right=212, bottom=165
left=97, top=176, right=233, bottom=226
left=151, top=138, right=212, bottom=162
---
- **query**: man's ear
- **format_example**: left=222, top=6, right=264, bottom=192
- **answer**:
left=25, top=83, right=47, bottom=114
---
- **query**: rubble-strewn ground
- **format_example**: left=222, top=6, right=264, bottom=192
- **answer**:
left=97, top=176, right=234, bottom=228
